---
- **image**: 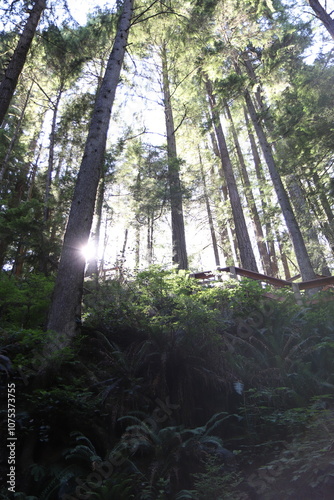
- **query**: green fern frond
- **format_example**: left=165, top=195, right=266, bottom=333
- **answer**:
left=39, top=465, right=80, bottom=500
left=70, top=431, right=97, bottom=450
left=65, top=444, right=100, bottom=462
left=175, top=490, right=197, bottom=499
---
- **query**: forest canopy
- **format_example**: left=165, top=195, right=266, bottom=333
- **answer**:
left=0, top=0, right=334, bottom=286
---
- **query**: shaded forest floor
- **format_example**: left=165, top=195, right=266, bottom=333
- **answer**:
left=1, top=268, right=334, bottom=499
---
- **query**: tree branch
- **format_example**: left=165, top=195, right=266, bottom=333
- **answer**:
left=173, top=107, right=187, bottom=135
left=131, top=10, right=174, bottom=26
left=131, top=0, right=163, bottom=25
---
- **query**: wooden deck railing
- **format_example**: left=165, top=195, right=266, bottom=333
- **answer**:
left=190, top=266, right=334, bottom=304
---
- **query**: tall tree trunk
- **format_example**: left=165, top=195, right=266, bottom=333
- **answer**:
left=147, top=216, right=154, bottom=265
left=161, top=42, right=188, bottom=270
left=243, top=86, right=316, bottom=281
left=225, top=102, right=271, bottom=274
left=238, top=55, right=316, bottom=280
left=243, top=107, right=277, bottom=276
left=198, top=148, right=220, bottom=266
left=99, top=216, right=109, bottom=278
left=86, top=172, right=105, bottom=282
left=12, top=136, right=42, bottom=277
left=135, top=223, right=140, bottom=269
left=0, top=137, right=40, bottom=271
left=27, top=141, right=41, bottom=201
left=47, top=0, right=134, bottom=338
left=9, top=178, right=28, bottom=275
left=287, top=174, right=331, bottom=275
left=44, top=88, right=63, bottom=222
left=303, top=176, right=334, bottom=255
left=312, top=171, right=334, bottom=238
left=308, top=0, right=334, bottom=40
left=205, top=78, right=258, bottom=272
left=276, top=231, right=292, bottom=280
left=0, top=0, right=46, bottom=126
left=119, top=227, right=128, bottom=271
left=12, top=242, right=26, bottom=277
left=208, top=130, right=235, bottom=265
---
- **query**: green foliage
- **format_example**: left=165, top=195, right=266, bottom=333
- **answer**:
left=90, top=475, right=136, bottom=500
left=27, top=385, right=94, bottom=419
left=191, top=456, right=243, bottom=499
left=0, top=272, right=53, bottom=328
left=247, top=401, right=334, bottom=499
left=2, top=268, right=334, bottom=499
left=3, top=0, right=334, bottom=497
left=0, top=199, right=43, bottom=259
left=129, top=142, right=169, bottom=221
left=41, top=23, right=88, bottom=86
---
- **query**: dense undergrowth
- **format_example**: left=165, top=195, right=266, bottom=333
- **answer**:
left=1, top=268, right=334, bottom=499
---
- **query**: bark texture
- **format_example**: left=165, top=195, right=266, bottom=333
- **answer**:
left=0, top=0, right=46, bottom=126
left=161, top=42, right=188, bottom=269
left=47, top=0, right=134, bottom=337
left=308, top=0, right=334, bottom=40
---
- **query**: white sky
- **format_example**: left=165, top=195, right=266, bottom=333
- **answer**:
left=66, top=0, right=116, bottom=25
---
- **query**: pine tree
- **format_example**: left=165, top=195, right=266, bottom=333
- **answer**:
left=47, top=0, right=135, bottom=338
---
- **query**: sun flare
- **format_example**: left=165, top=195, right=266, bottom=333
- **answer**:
left=81, top=241, right=96, bottom=262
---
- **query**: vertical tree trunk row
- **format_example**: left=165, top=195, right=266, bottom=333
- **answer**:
left=287, top=174, right=331, bottom=275
left=225, top=102, right=272, bottom=274
left=243, top=107, right=279, bottom=276
left=205, top=77, right=258, bottom=272
left=44, top=88, right=63, bottom=222
left=243, top=84, right=316, bottom=281
left=208, top=130, right=235, bottom=265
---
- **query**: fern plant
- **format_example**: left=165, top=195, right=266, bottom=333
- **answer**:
left=116, top=411, right=237, bottom=496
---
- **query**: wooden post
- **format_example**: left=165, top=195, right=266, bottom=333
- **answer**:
left=292, top=283, right=303, bottom=305
left=229, top=266, right=238, bottom=280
